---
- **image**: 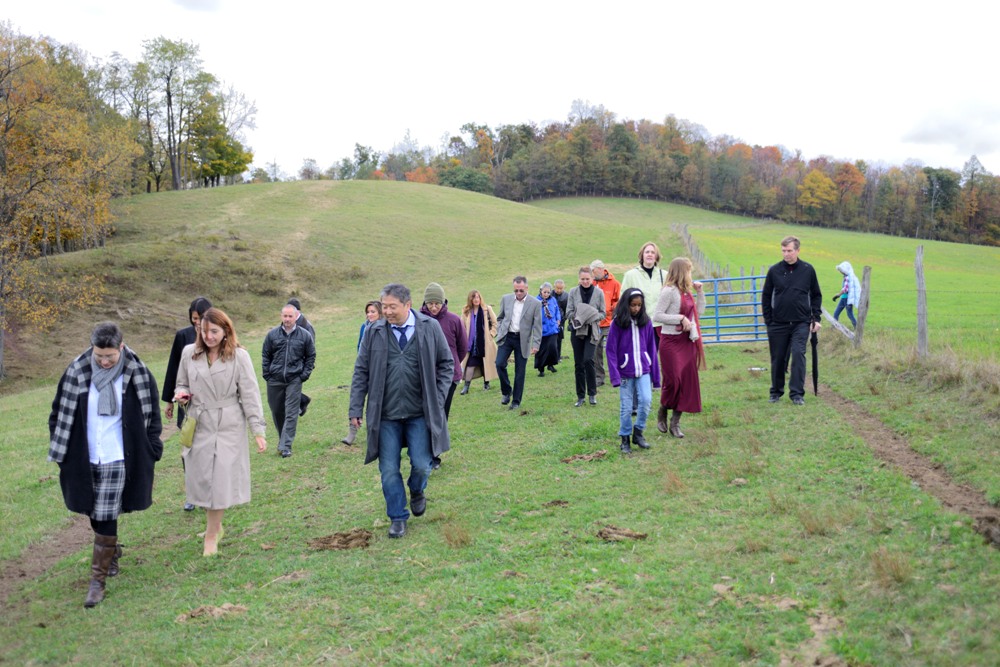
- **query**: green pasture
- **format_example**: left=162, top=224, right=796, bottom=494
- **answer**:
left=532, top=197, right=1000, bottom=361
left=1, top=184, right=998, bottom=665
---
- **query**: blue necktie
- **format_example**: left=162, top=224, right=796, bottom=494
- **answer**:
left=393, top=325, right=408, bottom=350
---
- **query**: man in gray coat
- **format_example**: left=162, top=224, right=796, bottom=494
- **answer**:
left=495, top=275, right=543, bottom=411
left=349, top=283, right=453, bottom=538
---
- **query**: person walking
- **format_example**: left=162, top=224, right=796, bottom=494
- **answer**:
left=565, top=266, right=607, bottom=407
left=495, top=276, right=543, bottom=411
left=161, top=296, right=212, bottom=512
left=534, top=282, right=561, bottom=376
left=606, top=289, right=660, bottom=454
left=286, top=298, right=315, bottom=417
left=653, top=258, right=706, bottom=437
left=342, top=301, right=382, bottom=445
left=175, top=308, right=267, bottom=556
left=762, top=236, right=822, bottom=405
left=460, top=290, right=499, bottom=394
left=621, top=242, right=667, bottom=337
left=48, top=322, right=163, bottom=607
left=833, top=261, right=861, bottom=328
left=420, top=282, right=467, bottom=469
left=349, top=283, right=453, bottom=538
left=590, top=260, right=621, bottom=386
left=262, top=304, right=316, bottom=458
left=553, top=279, right=570, bottom=361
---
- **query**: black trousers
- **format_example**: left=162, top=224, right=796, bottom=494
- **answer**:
left=571, top=333, right=597, bottom=399
left=767, top=321, right=810, bottom=400
left=496, top=332, right=527, bottom=404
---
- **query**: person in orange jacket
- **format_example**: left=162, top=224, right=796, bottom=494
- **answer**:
left=590, top=260, right=621, bottom=387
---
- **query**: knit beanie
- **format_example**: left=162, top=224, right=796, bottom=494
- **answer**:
left=423, top=282, right=446, bottom=304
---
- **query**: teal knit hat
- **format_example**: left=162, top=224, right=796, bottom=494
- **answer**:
left=423, top=282, right=446, bottom=304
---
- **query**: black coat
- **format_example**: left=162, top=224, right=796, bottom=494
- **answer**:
left=162, top=325, right=196, bottom=404
left=49, top=368, right=163, bottom=515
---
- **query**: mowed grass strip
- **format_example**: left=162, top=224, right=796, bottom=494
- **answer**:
left=0, top=185, right=997, bottom=665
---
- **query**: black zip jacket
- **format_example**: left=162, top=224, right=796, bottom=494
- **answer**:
left=262, top=325, right=316, bottom=383
left=761, top=259, right=822, bottom=325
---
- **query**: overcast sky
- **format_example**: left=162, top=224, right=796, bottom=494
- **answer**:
left=7, top=0, right=998, bottom=178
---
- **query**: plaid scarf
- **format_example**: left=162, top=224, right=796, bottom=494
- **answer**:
left=48, top=346, right=157, bottom=463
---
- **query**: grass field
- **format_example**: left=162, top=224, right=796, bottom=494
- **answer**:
left=1, top=183, right=998, bottom=665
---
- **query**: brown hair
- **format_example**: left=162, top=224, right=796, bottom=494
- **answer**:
left=365, top=301, right=382, bottom=317
left=578, top=266, right=593, bottom=276
left=637, top=242, right=661, bottom=265
left=194, top=308, right=241, bottom=361
left=463, top=290, right=483, bottom=316
left=781, top=235, right=800, bottom=249
left=664, top=257, right=695, bottom=295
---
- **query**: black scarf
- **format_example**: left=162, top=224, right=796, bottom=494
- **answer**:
left=472, top=306, right=486, bottom=356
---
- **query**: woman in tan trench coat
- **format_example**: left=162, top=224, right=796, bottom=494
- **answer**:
left=175, top=308, right=266, bottom=556
left=459, top=290, right=499, bottom=394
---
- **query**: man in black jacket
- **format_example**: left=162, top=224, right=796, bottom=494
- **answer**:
left=761, top=236, right=822, bottom=405
left=286, top=298, right=314, bottom=416
left=262, top=304, right=316, bottom=457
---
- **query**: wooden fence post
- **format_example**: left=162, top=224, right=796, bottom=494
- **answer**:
left=915, top=246, right=928, bottom=357
left=853, top=266, right=871, bottom=349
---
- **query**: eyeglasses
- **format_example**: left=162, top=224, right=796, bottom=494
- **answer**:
left=513, top=288, right=526, bottom=294
left=94, top=352, right=120, bottom=362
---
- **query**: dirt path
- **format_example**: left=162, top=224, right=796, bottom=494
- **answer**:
left=819, top=385, right=1000, bottom=548
left=0, top=514, right=92, bottom=611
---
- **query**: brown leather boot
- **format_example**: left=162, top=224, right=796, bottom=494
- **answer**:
left=656, top=405, right=669, bottom=433
left=108, top=542, right=123, bottom=577
left=669, top=411, right=685, bottom=438
left=84, top=534, right=118, bottom=608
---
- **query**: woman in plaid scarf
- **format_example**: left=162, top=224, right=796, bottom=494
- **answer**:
left=48, top=322, right=163, bottom=608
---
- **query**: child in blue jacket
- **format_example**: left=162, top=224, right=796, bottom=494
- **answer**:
left=606, top=288, right=661, bottom=454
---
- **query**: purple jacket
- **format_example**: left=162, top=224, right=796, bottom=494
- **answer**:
left=606, top=320, right=660, bottom=388
left=421, top=302, right=468, bottom=383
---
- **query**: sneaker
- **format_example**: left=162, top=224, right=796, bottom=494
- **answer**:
left=768, top=396, right=780, bottom=403
left=280, top=450, right=292, bottom=458
left=791, top=397, right=805, bottom=406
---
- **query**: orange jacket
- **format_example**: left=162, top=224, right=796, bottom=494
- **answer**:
left=594, top=270, right=621, bottom=328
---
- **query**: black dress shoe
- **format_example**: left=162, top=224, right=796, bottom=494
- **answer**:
left=589, top=396, right=597, bottom=406
left=538, top=371, right=545, bottom=377
left=574, top=398, right=585, bottom=407
left=183, top=502, right=196, bottom=512
left=411, top=493, right=426, bottom=516
left=483, top=382, right=491, bottom=390
left=509, top=402, right=520, bottom=411
left=501, top=394, right=511, bottom=406
left=388, top=520, right=407, bottom=538
left=547, top=366, right=557, bottom=373
left=280, top=450, right=292, bottom=458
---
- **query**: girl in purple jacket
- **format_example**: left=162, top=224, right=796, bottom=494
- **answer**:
left=606, top=288, right=661, bottom=454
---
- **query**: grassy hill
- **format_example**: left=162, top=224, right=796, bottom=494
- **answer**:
left=1, top=182, right=998, bottom=665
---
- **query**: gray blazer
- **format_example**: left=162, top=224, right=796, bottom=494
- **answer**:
left=496, top=293, right=543, bottom=358
left=349, top=311, right=453, bottom=465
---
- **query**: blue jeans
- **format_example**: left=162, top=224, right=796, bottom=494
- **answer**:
left=378, top=416, right=432, bottom=521
left=619, top=375, right=652, bottom=435
left=833, top=298, right=856, bottom=327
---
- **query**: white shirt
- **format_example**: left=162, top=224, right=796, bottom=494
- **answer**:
left=391, top=310, right=415, bottom=344
left=87, top=375, right=125, bottom=464
left=511, top=298, right=525, bottom=333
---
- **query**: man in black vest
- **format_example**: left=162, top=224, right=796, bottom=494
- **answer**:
left=349, top=284, right=453, bottom=538
left=762, top=236, right=822, bottom=405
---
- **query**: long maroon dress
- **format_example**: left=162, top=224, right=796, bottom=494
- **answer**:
left=658, top=292, right=704, bottom=413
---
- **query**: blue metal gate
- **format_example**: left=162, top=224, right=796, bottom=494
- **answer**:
left=698, top=275, right=767, bottom=345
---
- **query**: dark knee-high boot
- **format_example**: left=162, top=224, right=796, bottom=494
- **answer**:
left=669, top=411, right=685, bottom=438
left=84, top=534, right=118, bottom=608
left=656, top=405, right=669, bottom=433
left=107, top=542, right=123, bottom=577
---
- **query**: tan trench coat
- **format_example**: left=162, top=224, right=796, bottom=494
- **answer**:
left=461, top=304, right=499, bottom=381
left=176, top=345, right=266, bottom=509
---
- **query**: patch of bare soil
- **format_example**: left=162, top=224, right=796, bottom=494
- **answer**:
left=0, top=514, right=92, bottom=612
left=596, top=525, right=647, bottom=541
left=820, top=385, right=1000, bottom=548
left=308, top=528, right=373, bottom=550
left=561, top=450, right=607, bottom=463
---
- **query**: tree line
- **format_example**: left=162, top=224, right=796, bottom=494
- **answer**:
left=311, top=101, right=998, bottom=247
left=0, top=26, right=255, bottom=378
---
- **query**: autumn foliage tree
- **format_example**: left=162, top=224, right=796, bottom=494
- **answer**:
left=0, top=26, right=136, bottom=378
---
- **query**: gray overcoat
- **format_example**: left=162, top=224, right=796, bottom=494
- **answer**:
left=176, top=345, right=266, bottom=509
left=349, top=311, right=453, bottom=465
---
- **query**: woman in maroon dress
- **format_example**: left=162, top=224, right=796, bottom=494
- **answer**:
left=652, top=258, right=706, bottom=437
